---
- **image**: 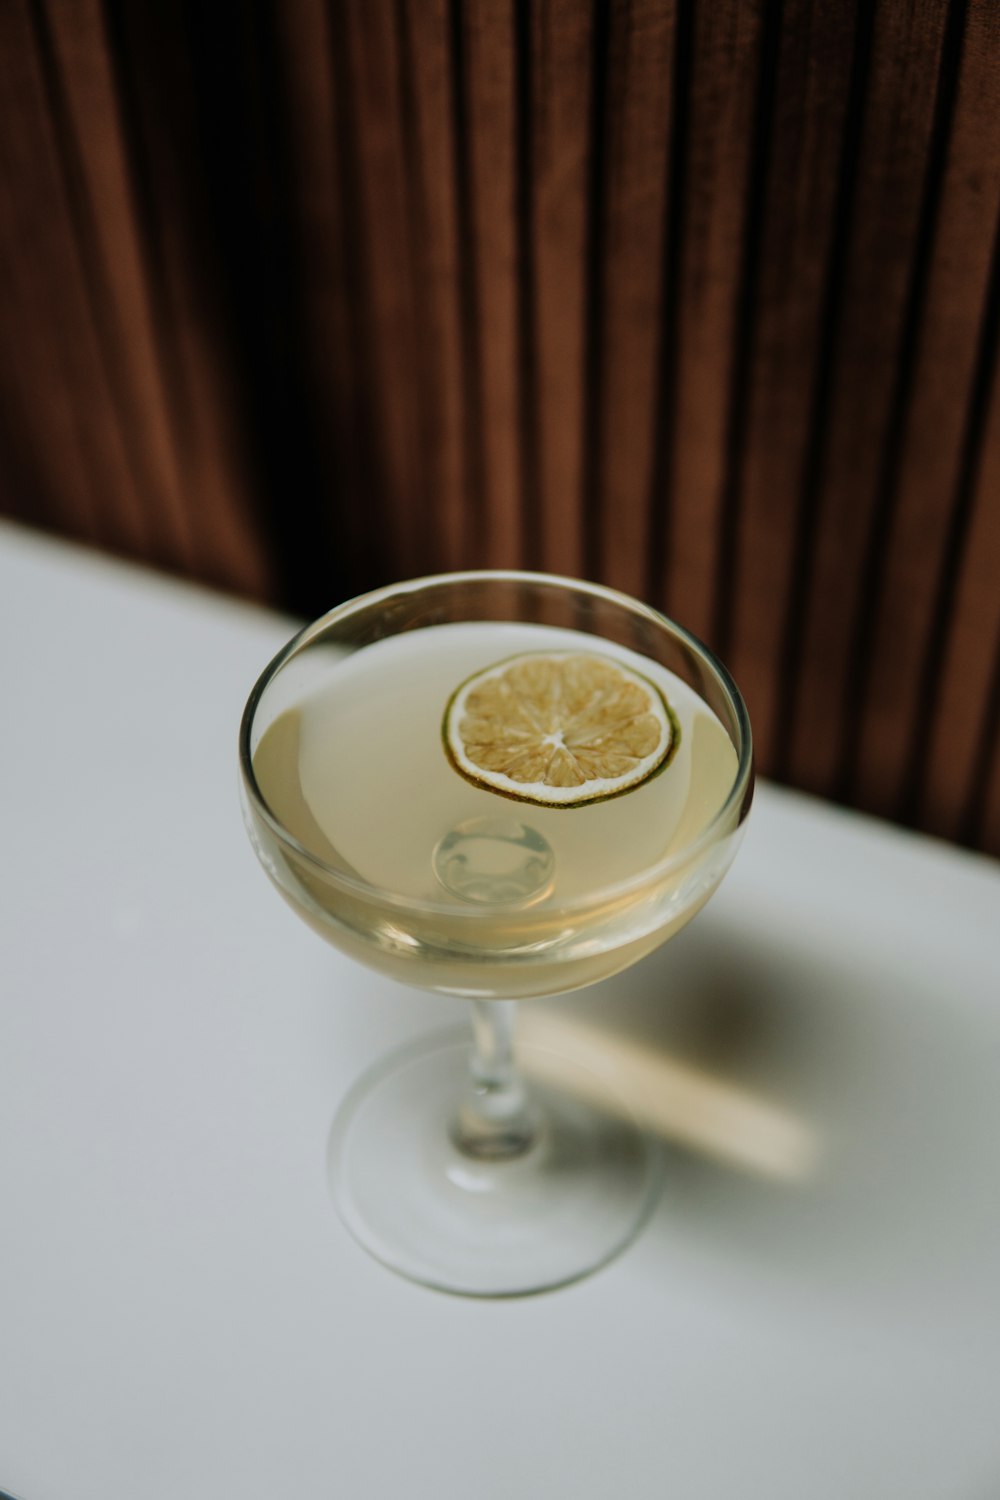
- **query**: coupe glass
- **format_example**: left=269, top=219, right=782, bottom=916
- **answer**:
left=239, top=573, right=753, bottom=1295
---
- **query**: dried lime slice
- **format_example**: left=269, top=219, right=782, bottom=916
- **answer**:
left=443, top=652, right=678, bottom=807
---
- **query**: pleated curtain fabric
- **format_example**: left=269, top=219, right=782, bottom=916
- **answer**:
left=1, top=0, right=999, bottom=854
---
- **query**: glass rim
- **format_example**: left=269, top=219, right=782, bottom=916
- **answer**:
left=238, top=569, right=754, bottom=920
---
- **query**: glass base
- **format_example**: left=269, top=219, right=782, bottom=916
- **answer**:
left=327, top=1030, right=661, bottom=1297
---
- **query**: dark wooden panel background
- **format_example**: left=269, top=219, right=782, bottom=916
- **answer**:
left=2, top=0, right=999, bottom=854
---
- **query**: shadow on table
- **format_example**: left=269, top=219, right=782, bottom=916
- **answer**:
left=527, top=914, right=999, bottom=1320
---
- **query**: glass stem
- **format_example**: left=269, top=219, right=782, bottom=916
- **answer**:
left=452, top=1000, right=539, bottom=1160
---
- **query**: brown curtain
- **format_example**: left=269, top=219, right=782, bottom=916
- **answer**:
left=2, top=0, right=999, bottom=855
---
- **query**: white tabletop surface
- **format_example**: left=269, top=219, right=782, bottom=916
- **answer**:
left=2, top=520, right=999, bottom=1500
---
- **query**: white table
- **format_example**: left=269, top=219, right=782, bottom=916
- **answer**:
left=2, top=520, right=999, bottom=1500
